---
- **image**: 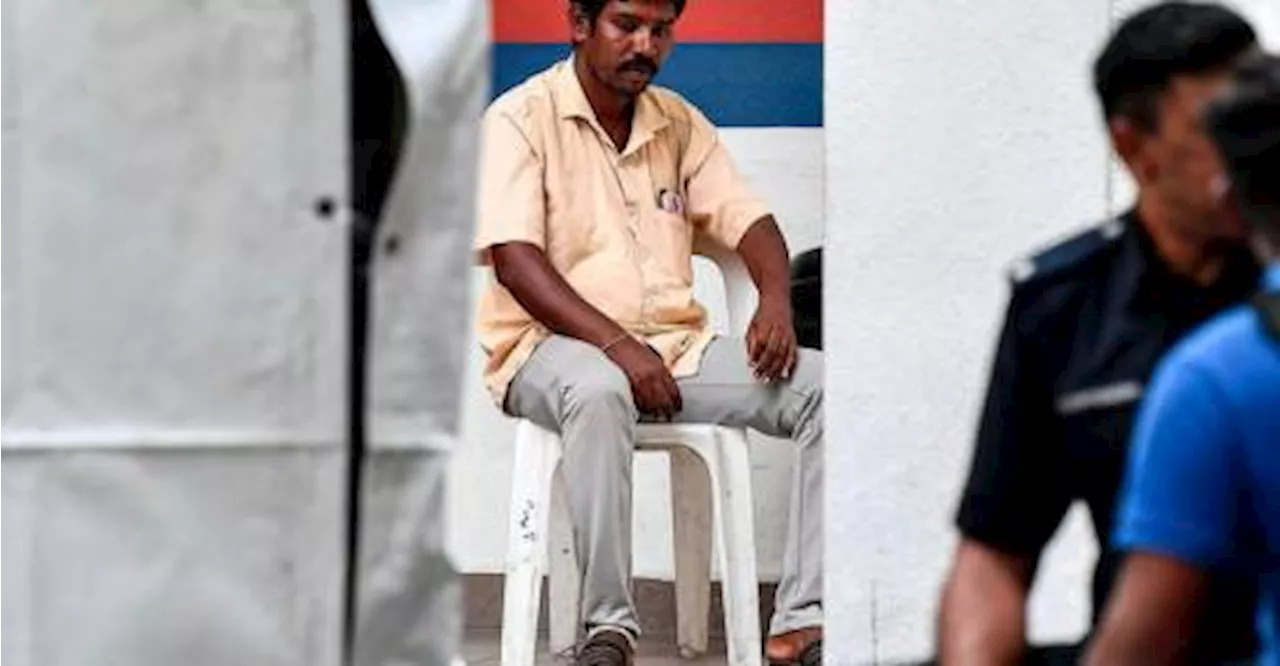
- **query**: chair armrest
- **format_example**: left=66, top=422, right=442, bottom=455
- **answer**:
left=692, top=235, right=759, bottom=337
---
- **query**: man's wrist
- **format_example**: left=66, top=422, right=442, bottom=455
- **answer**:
left=759, top=290, right=793, bottom=311
left=757, top=281, right=788, bottom=303
left=599, top=332, right=631, bottom=354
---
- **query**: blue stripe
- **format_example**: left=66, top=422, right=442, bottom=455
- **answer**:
left=492, top=43, right=823, bottom=127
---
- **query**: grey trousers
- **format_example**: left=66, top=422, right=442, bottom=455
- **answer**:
left=506, top=335, right=824, bottom=639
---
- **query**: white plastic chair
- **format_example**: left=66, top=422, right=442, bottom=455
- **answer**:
left=500, top=237, right=763, bottom=666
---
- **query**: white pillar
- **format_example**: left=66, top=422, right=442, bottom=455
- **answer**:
left=827, top=0, right=1114, bottom=661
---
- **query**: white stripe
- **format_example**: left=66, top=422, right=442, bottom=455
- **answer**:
left=1055, top=381, right=1143, bottom=415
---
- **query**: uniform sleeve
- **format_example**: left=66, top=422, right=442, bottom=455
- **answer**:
left=681, top=105, right=771, bottom=249
left=1112, top=358, right=1241, bottom=567
left=955, top=292, right=1073, bottom=557
left=474, top=109, right=546, bottom=262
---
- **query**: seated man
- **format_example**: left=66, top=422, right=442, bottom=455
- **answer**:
left=1084, top=54, right=1280, bottom=666
left=474, top=1, right=823, bottom=664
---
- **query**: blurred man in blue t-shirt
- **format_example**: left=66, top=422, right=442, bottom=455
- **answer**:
left=1084, top=54, right=1280, bottom=666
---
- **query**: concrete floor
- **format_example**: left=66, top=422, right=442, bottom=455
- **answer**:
left=460, top=629, right=729, bottom=665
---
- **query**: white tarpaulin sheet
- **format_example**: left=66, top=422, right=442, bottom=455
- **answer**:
left=1, top=0, right=348, bottom=445
left=355, top=1, right=485, bottom=664
left=1, top=0, right=360, bottom=664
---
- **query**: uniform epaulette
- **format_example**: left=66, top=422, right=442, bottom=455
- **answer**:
left=1007, top=217, right=1125, bottom=285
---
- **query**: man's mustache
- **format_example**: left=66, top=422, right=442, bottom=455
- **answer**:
left=620, top=58, right=658, bottom=75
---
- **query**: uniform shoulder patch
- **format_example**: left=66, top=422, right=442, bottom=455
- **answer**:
left=1007, top=218, right=1125, bottom=285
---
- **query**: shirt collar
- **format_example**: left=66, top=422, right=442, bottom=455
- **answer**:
left=1118, top=209, right=1262, bottom=316
left=553, top=58, right=595, bottom=121
left=552, top=57, right=669, bottom=157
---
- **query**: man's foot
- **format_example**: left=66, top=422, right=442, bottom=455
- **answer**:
left=575, top=628, right=635, bottom=666
left=766, top=626, right=823, bottom=665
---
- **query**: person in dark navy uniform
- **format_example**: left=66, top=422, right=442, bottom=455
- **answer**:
left=937, top=5, right=1263, bottom=665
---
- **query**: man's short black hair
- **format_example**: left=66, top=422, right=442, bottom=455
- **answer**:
left=1094, top=2, right=1256, bottom=130
left=570, top=0, right=687, bottom=26
left=1207, top=54, right=1280, bottom=237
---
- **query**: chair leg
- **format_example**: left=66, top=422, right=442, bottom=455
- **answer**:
left=501, top=423, right=562, bottom=666
left=547, top=469, right=582, bottom=656
left=709, top=431, right=763, bottom=666
left=670, top=447, right=713, bottom=659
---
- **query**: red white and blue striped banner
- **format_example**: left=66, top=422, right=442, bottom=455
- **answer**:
left=491, top=0, right=824, bottom=127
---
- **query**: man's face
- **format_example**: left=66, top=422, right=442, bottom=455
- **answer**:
left=1124, top=71, right=1246, bottom=242
left=574, top=0, right=677, bottom=97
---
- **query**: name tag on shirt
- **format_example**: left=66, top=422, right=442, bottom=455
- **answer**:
left=1055, top=381, right=1143, bottom=415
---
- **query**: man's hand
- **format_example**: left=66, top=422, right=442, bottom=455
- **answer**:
left=747, top=295, right=798, bottom=382
left=491, top=242, right=678, bottom=417
left=605, top=337, right=683, bottom=420
left=734, top=216, right=797, bottom=383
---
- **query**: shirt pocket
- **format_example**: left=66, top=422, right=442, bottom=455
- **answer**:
left=640, top=140, right=694, bottom=283
left=646, top=208, right=695, bottom=285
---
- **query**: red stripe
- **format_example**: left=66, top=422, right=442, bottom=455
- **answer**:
left=492, top=0, right=822, bottom=43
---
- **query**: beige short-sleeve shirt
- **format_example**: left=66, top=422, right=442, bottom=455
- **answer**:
left=475, top=60, right=771, bottom=404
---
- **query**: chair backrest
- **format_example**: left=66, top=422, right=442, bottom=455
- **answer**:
left=692, top=234, right=758, bottom=337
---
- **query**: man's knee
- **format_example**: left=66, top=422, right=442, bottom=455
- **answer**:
left=783, top=348, right=824, bottom=404
left=785, top=349, right=823, bottom=437
left=792, top=349, right=824, bottom=404
left=561, top=352, right=636, bottom=421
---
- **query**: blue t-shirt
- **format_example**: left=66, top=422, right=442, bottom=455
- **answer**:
left=1114, top=263, right=1280, bottom=666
